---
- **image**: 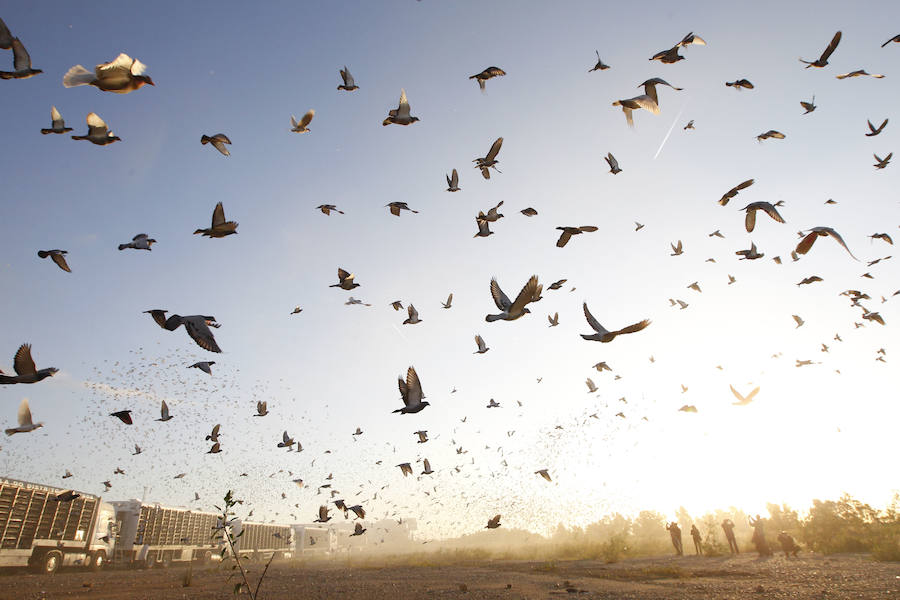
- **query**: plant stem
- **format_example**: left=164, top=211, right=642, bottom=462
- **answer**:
left=253, top=551, right=277, bottom=599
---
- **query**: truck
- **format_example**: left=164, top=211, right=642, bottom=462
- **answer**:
left=110, top=499, right=222, bottom=567
left=291, top=524, right=337, bottom=555
left=0, top=477, right=115, bottom=574
left=230, top=519, right=292, bottom=561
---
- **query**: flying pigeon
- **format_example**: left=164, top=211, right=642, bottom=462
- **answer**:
left=0, top=344, right=58, bottom=384
left=63, top=53, right=153, bottom=92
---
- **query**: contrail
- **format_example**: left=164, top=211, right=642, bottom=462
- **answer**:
left=653, top=104, right=687, bottom=160
left=391, top=323, right=410, bottom=344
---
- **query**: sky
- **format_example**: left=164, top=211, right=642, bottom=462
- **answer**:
left=0, top=0, right=898, bottom=540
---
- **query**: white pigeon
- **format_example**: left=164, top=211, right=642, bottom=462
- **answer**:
left=5, top=398, right=43, bottom=435
left=118, top=233, right=156, bottom=251
left=612, top=78, right=682, bottom=127
left=290, top=109, right=315, bottom=133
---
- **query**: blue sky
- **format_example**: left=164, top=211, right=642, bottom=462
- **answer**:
left=0, top=1, right=898, bottom=537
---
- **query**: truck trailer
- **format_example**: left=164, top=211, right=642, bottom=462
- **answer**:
left=0, top=477, right=115, bottom=574
left=110, top=499, right=222, bottom=567
left=231, top=519, right=293, bottom=561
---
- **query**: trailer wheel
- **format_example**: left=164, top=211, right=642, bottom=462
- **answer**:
left=88, top=550, right=106, bottom=571
left=40, top=551, right=63, bottom=575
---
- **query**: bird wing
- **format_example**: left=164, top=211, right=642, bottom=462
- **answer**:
left=879, top=118, right=888, bottom=132
left=406, top=366, right=424, bottom=403
left=408, top=304, right=418, bottom=320
left=485, top=137, right=503, bottom=162
left=745, top=208, right=757, bottom=233
left=476, top=218, right=491, bottom=236
left=50, top=105, right=64, bottom=127
left=680, top=32, right=706, bottom=46
left=50, top=252, right=71, bottom=272
left=579, top=226, right=599, bottom=233
left=729, top=385, right=745, bottom=403
left=341, top=66, right=355, bottom=86
left=820, top=31, right=842, bottom=62
left=160, top=400, right=169, bottom=419
left=762, top=203, right=785, bottom=223
left=795, top=232, right=819, bottom=255
left=396, top=89, right=411, bottom=119
left=606, top=153, right=618, bottom=170
left=823, top=228, right=858, bottom=260
left=299, top=109, right=315, bottom=128
left=745, top=387, right=760, bottom=402
left=626, top=94, right=660, bottom=114
left=17, top=398, right=33, bottom=426
left=582, top=303, right=608, bottom=335
left=11, top=38, right=32, bottom=71
left=85, top=112, right=110, bottom=137
left=556, top=230, right=572, bottom=248
left=509, top=276, right=539, bottom=315
left=613, top=319, right=651, bottom=336
left=96, top=53, right=136, bottom=86
left=211, top=202, right=226, bottom=228
left=490, top=278, right=512, bottom=311
left=446, top=293, right=453, bottom=306
left=13, top=344, right=37, bottom=376
left=184, top=318, right=222, bottom=353
left=0, top=17, right=12, bottom=49
left=423, top=459, right=431, bottom=471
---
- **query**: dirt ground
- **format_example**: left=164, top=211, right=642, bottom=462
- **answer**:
left=0, top=552, right=898, bottom=599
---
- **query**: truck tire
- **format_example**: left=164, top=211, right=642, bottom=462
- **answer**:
left=88, top=550, right=106, bottom=571
left=40, top=551, right=63, bottom=575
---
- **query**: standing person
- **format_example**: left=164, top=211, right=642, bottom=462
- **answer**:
left=690, top=524, right=702, bottom=556
left=722, top=518, right=739, bottom=554
left=666, top=521, right=683, bottom=556
left=748, top=514, right=772, bottom=556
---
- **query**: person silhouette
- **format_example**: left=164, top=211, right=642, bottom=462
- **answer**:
left=777, top=531, right=800, bottom=557
left=666, top=522, right=683, bottom=556
left=748, top=515, right=772, bottom=556
left=721, top=518, right=739, bottom=554
left=690, top=524, right=702, bottom=555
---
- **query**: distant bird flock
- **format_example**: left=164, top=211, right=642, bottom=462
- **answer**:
left=1, top=12, right=898, bottom=535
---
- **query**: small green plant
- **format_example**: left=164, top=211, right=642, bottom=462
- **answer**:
left=214, top=490, right=276, bottom=598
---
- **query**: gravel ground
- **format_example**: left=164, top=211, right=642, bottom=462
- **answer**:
left=0, top=552, right=897, bottom=599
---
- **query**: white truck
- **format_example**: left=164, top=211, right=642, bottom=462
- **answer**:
left=230, top=519, right=293, bottom=561
left=0, top=477, right=115, bottom=574
left=291, top=524, right=337, bottom=554
left=110, top=499, right=222, bottom=567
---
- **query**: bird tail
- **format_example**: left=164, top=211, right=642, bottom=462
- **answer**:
left=4, top=428, right=16, bottom=436
left=63, top=65, right=94, bottom=87
left=485, top=314, right=503, bottom=322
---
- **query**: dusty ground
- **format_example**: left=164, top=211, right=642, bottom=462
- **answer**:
left=0, top=552, right=897, bottom=599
